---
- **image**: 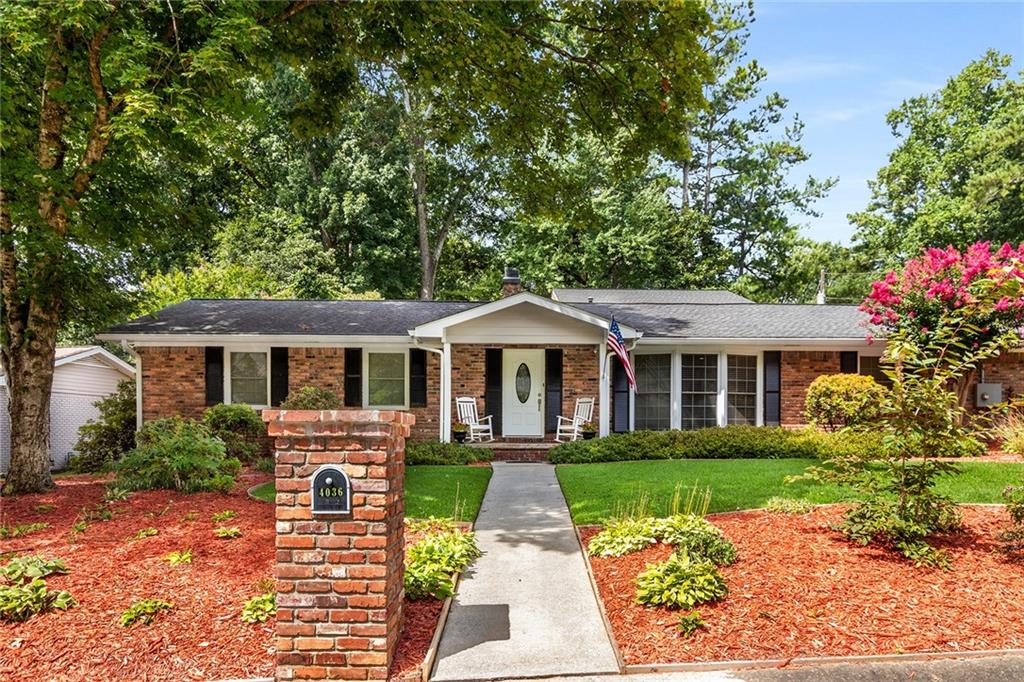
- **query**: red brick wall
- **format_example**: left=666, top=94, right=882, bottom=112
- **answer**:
left=450, top=344, right=600, bottom=436
left=138, top=346, right=206, bottom=421
left=265, top=409, right=410, bottom=681
left=780, top=351, right=841, bottom=426
left=980, top=351, right=1024, bottom=402
left=289, top=347, right=345, bottom=398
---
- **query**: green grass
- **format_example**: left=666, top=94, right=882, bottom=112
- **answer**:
left=556, top=459, right=1024, bottom=525
left=248, top=465, right=492, bottom=522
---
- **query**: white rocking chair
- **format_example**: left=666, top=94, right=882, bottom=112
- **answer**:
left=555, top=397, right=595, bottom=442
left=455, top=397, right=494, bottom=443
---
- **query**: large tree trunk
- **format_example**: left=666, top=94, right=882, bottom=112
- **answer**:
left=2, top=338, right=59, bottom=494
left=403, top=84, right=438, bottom=300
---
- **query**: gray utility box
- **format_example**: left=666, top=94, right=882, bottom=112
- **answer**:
left=976, top=383, right=1003, bottom=407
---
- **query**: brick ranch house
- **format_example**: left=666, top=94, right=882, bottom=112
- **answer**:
left=98, top=269, right=1024, bottom=443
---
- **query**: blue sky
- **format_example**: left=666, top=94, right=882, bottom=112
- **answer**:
left=744, top=1, right=1023, bottom=244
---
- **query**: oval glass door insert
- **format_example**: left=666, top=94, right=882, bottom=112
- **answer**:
left=515, top=363, right=531, bottom=403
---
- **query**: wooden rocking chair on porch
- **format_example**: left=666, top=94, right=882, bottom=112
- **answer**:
left=555, top=397, right=595, bottom=442
left=455, top=397, right=495, bottom=443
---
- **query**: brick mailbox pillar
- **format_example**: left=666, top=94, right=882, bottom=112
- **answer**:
left=263, top=409, right=414, bottom=681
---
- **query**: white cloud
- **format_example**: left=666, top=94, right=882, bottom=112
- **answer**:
left=881, top=78, right=940, bottom=97
left=763, top=58, right=867, bottom=83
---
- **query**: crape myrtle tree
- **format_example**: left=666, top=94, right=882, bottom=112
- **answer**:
left=799, top=242, right=1024, bottom=567
left=0, top=1, right=713, bottom=493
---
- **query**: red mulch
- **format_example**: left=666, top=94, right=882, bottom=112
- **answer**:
left=582, top=506, right=1024, bottom=666
left=0, top=471, right=444, bottom=681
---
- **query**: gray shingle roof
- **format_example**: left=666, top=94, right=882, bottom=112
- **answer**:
left=552, top=288, right=751, bottom=304
left=105, top=299, right=482, bottom=337
left=103, top=297, right=869, bottom=341
left=570, top=302, right=868, bottom=339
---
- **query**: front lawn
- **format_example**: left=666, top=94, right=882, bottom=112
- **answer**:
left=557, top=459, right=1024, bottom=525
left=249, top=464, right=492, bottom=522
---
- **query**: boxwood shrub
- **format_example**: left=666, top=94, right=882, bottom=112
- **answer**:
left=406, top=441, right=493, bottom=465
left=114, top=417, right=240, bottom=493
left=548, top=426, right=882, bottom=464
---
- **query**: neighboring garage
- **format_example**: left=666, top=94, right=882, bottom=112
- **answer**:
left=1, top=346, right=135, bottom=473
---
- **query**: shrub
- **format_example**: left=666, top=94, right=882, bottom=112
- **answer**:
left=113, top=417, right=240, bottom=494
left=587, top=518, right=658, bottom=558
left=254, top=456, right=275, bottom=474
left=765, top=497, right=815, bottom=514
left=68, top=379, right=136, bottom=472
left=404, top=527, right=481, bottom=600
left=549, top=426, right=880, bottom=464
left=241, top=592, right=277, bottom=623
left=841, top=496, right=960, bottom=568
left=1002, top=485, right=1024, bottom=553
left=994, top=411, right=1024, bottom=455
left=121, top=599, right=173, bottom=627
left=280, top=386, right=341, bottom=410
left=203, top=403, right=265, bottom=462
left=0, top=555, right=75, bottom=622
left=634, top=550, right=728, bottom=609
left=804, top=374, right=885, bottom=431
left=407, top=441, right=493, bottom=465
left=650, top=515, right=737, bottom=567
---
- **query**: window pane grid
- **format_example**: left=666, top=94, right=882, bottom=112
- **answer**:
left=230, top=352, right=268, bottom=405
left=635, top=354, right=671, bottom=431
left=368, top=352, right=406, bottom=407
left=681, top=354, right=718, bottom=430
left=727, top=355, right=756, bottom=425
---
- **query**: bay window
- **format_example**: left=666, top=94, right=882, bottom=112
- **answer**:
left=634, top=353, right=671, bottom=430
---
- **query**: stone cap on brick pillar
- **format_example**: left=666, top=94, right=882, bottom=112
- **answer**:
left=262, top=409, right=415, bottom=437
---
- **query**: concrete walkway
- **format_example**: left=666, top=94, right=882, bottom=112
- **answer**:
left=431, top=463, right=620, bottom=681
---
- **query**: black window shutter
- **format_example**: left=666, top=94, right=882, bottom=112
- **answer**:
left=205, top=347, right=224, bottom=406
left=344, top=348, right=362, bottom=407
left=840, top=351, right=858, bottom=374
left=612, top=360, right=630, bottom=432
left=484, top=348, right=503, bottom=434
left=410, top=348, right=427, bottom=408
left=270, top=347, right=289, bottom=406
left=545, top=349, right=563, bottom=433
left=763, top=351, right=781, bottom=426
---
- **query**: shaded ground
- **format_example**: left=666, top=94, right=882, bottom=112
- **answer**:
left=0, top=471, right=447, bottom=681
left=582, top=506, right=1024, bottom=665
left=557, top=458, right=1024, bottom=524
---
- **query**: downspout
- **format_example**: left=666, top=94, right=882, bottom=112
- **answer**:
left=411, top=337, right=445, bottom=441
left=121, top=340, right=143, bottom=431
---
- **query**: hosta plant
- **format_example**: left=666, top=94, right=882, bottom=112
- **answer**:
left=0, top=523, right=48, bottom=539
left=404, top=526, right=481, bottom=600
left=121, top=599, right=174, bottom=627
left=212, top=510, right=237, bottom=523
left=162, top=550, right=193, bottom=566
left=215, top=526, right=242, bottom=539
left=587, top=518, right=658, bottom=558
left=0, top=555, right=75, bottom=622
left=650, top=515, right=737, bottom=567
left=676, top=610, right=707, bottom=637
left=635, top=550, right=728, bottom=609
left=241, top=592, right=276, bottom=623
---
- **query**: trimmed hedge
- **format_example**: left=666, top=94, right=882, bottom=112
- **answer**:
left=548, top=426, right=883, bottom=464
left=406, top=441, right=493, bottom=465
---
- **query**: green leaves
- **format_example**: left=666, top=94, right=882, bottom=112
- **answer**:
left=634, top=550, right=728, bottom=609
left=240, top=591, right=276, bottom=623
left=120, top=599, right=173, bottom=627
left=0, top=555, right=75, bottom=622
left=404, top=525, right=481, bottom=600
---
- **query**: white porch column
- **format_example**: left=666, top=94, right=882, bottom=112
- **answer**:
left=441, top=341, right=452, bottom=442
left=670, top=351, right=681, bottom=430
left=598, top=342, right=610, bottom=437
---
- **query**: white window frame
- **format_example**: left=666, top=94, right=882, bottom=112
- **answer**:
left=362, top=347, right=410, bottom=410
left=223, top=345, right=272, bottom=409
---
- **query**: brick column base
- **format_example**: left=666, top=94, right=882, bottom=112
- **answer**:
left=263, top=409, right=414, bottom=681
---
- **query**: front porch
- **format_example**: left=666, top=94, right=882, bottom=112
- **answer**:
left=465, top=438, right=559, bottom=462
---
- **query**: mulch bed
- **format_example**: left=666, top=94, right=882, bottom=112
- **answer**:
left=581, top=506, right=1024, bottom=666
left=0, top=471, right=444, bottom=681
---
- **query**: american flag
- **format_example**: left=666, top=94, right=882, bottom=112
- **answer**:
left=607, top=317, right=636, bottom=391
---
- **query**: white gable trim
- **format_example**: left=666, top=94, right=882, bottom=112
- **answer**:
left=409, top=292, right=639, bottom=339
left=55, top=347, right=135, bottom=375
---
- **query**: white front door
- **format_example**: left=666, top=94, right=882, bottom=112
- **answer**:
left=502, top=349, right=545, bottom=437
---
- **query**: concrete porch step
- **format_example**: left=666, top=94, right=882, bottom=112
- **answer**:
left=467, top=440, right=558, bottom=462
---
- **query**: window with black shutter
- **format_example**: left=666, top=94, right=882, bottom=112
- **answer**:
left=763, top=351, right=781, bottom=426
left=840, top=351, right=858, bottom=374
left=205, top=347, right=224, bottom=405
left=270, top=347, right=289, bottom=406
left=484, top=349, right=502, bottom=434
left=344, top=348, right=362, bottom=407
left=410, top=349, right=427, bottom=408
left=545, top=349, right=563, bottom=433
